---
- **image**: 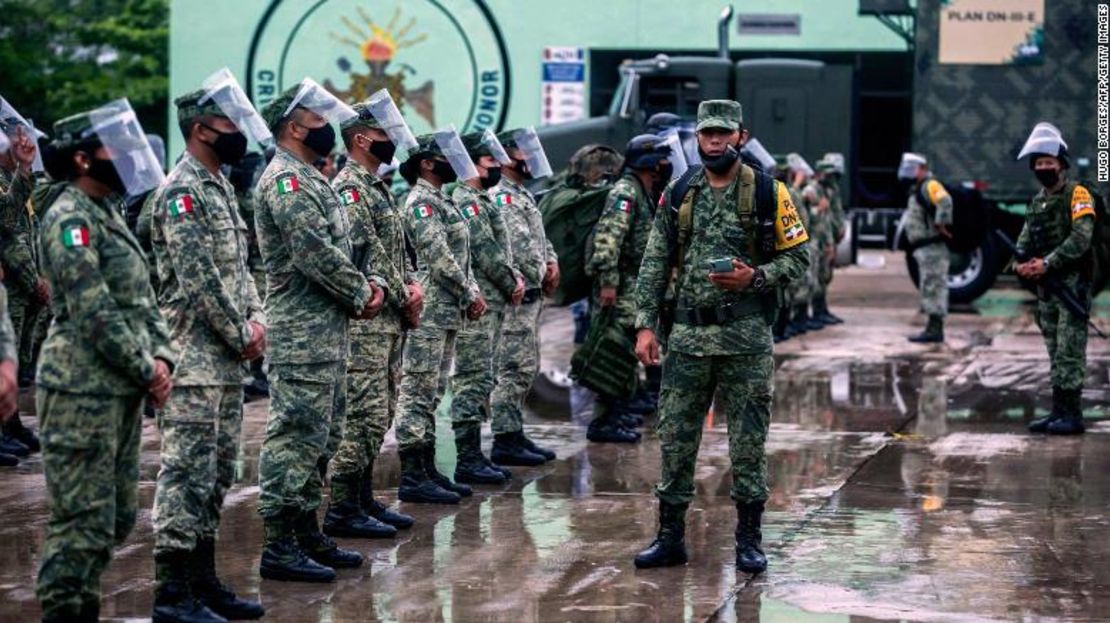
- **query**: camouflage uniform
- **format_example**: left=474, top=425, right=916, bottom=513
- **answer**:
left=148, top=149, right=264, bottom=556
left=904, top=177, right=953, bottom=317
left=0, top=166, right=47, bottom=378
left=588, top=172, right=653, bottom=328
left=35, top=172, right=176, bottom=619
left=489, top=178, right=551, bottom=435
left=802, top=180, right=833, bottom=299
left=395, top=177, right=480, bottom=450
left=783, top=184, right=813, bottom=307
left=329, top=158, right=411, bottom=479
left=635, top=163, right=809, bottom=507
left=450, top=181, right=519, bottom=430
left=255, top=146, right=374, bottom=520
left=0, top=283, right=15, bottom=366
left=1017, top=181, right=1095, bottom=391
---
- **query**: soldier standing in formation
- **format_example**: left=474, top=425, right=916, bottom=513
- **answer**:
left=1016, top=123, right=1094, bottom=436
left=147, top=72, right=269, bottom=622
left=253, top=80, right=384, bottom=583
left=324, top=94, right=421, bottom=536
left=631, top=100, right=809, bottom=574
left=899, top=152, right=953, bottom=344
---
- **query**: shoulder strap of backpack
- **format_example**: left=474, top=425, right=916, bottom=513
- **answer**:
left=670, top=165, right=703, bottom=275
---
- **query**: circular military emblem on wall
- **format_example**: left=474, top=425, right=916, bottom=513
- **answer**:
left=247, top=0, right=510, bottom=134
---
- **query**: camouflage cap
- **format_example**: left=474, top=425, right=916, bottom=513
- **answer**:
left=174, top=88, right=229, bottom=125
left=772, top=153, right=789, bottom=171
left=496, top=129, right=520, bottom=150
left=51, top=111, right=96, bottom=149
left=696, top=100, right=742, bottom=132
left=259, top=85, right=301, bottom=132
left=568, top=144, right=623, bottom=185
left=411, top=133, right=444, bottom=158
left=339, top=102, right=381, bottom=132
left=815, top=157, right=837, bottom=173
left=460, top=131, right=493, bottom=158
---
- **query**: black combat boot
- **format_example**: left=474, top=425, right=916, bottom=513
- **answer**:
left=518, top=431, right=556, bottom=460
left=484, top=453, right=513, bottom=480
left=1028, top=386, right=1066, bottom=433
left=804, top=302, right=826, bottom=331
left=153, top=549, right=227, bottom=623
left=618, top=412, right=645, bottom=429
left=0, top=431, right=29, bottom=458
left=259, top=513, right=336, bottom=583
left=295, top=511, right=363, bottom=569
left=908, top=315, right=944, bottom=343
left=4, top=413, right=39, bottom=452
left=0, top=451, right=16, bottom=467
left=192, top=537, right=264, bottom=620
left=491, top=431, right=547, bottom=465
left=787, top=304, right=810, bottom=336
left=323, top=472, right=397, bottom=538
left=1047, top=388, right=1086, bottom=435
left=424, top=444, right=472, bottom=496
left=813, top=295, right=844, bottom=325
left=454, top=424, right=507, bottom=485
left=735, top=500, right=768, bottom=574
left=360, top=462, right=414, bottom=528
left=633, top=501, right=689, bottom=568
left=398, top=447, right=461, bottom=504
left=773, top=309, right=790, bottom=343
left=587, top=412, right=640, bottom=444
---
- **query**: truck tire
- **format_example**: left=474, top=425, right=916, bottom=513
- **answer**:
left=905, top=235, right=999, bottom=304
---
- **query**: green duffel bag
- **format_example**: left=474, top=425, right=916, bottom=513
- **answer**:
left=569, top=308, right=638, bottom=400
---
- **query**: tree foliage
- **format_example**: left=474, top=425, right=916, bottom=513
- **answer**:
left=0, top=0, right=169, bottom=139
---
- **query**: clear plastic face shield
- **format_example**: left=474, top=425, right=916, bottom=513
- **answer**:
left=741, top=137, right=776, bottom=172
left=659, top=130, right=687, bottom=180
left=88, top=99, right=166, bottom=195
left=787, top=153, right=814, bottom=178
left=0, top=132, right=9, bottom=155
left=364, top=89, right=418, bottom=158
left=284, top=77, right=357, bottom=126
left=433, top=125, right=479, bottom=181
left=480, top=129, right=512, bottom=165
left=1, top=97, right=47, bottom=172
left=511, top=126, right=553, bottom=179
left=1017, top=122, right=1067, bottom=161
left=897, top=153, right=927, bottom=181
left=822, top=152, right=846, bottom=175
left=201, top=67, right=273, bottom=147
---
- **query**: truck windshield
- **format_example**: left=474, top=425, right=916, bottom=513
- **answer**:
left=608, top=69, right=637, bottom=118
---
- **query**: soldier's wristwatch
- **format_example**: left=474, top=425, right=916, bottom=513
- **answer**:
left=751, top=268, right=767, bottom=291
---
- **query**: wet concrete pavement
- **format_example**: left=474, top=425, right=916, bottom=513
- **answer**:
left=2, top=250, right=1109, bottom=622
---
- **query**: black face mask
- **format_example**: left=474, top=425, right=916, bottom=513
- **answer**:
left=481, top=166, right=502, bottom=189
left=1034, top=168, right=1060, bottom=188
left=510, top=158, right=532, bottom=180
left=88, top=157, right=126, bottom=194
left=367, top=138, right=397, bottom=164
left=202, top=125, right=248, bottom=165
left=656, top=162, right=674, bottom=182
left=699, top=144, right=740, bottom=175
left=300, top=122, right=336, bottom=159
left=431, top=159, right=458, bottom=184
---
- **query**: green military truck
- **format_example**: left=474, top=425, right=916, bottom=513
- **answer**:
left=537, top=0, right=1100, bottom=303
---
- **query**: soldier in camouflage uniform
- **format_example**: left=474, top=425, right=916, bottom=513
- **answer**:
left=898, top=153, right=953, bottom=344
left=148, top=83, right=269, bottom=621
left=813, top=157, right=845, bottom=325
left=585, top=134, right=673, bottom=444
left=0, top=114, right=45, bottom=457
left=449, top=130, right=525, bottom=483
left=394, top=131, right=487, bottom=504
left=1015, top=123, right=1094, bottom=436
left=772, top=155, right=812, bottom=342
left=789, top=155, right=828, bottom=336
left=489, top=128, right=559, bottom=466
left=35, top=103, right=177, bottom=623
left=324, top=96, right=421, bottom=535
left=632, top=100, right=809, bottom=574
left=228, top=151, right=271, bottom=400
left=254, top=82, right=384, bottom=583
left=0, top=283, right=22, bottom=466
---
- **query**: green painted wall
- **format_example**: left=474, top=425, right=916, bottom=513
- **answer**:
left=168, top=0, right=905, bottom=156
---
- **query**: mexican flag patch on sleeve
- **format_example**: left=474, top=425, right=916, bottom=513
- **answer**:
left=167, top=194, right=194, bottom=218
left=413, top=203, right=434, bottom=220
left=495, top=192, right=512, bottom=207
left=340, top=188, right=360, bottom=205
left=276, top=176, right=300, bottom=195
left=463, top=202, right=481, bottom=218
left=62, top=225, right=90, bottom=248
left=614, top=197, right=633, bottom=213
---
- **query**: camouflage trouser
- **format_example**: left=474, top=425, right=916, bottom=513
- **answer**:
left=815, top=237, right=834, bottom=294
left=655, top=350, right=773, bottom=506
left=152, top=384, right=243, bottom=555
left=395, top=324, right=457, bottom=451
left=1035, top=287, right=1089, bottom=391
left=35, top=389, right=143, bottom=620
left=787, top=241, right=817, bottom=306
left=913, top=242, right=949, bottom=317
left=257, top=361, right=347, bottom=518
left=451, top=310, right=504, bottom=428
left=8, top=288, right=47, bottom=377
left=330, top=330, right=404, bottom=476
left=490, top=299, right=542, bottom=435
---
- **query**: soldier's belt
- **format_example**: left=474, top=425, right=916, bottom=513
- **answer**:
left=674, top=298, right=765, bottom=326
left=522, top=288, right=543, bottom=304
